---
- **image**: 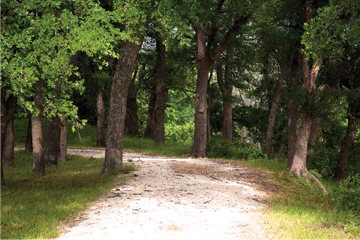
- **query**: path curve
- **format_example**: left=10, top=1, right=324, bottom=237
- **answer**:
left=55, top=148, right=272, bottom=239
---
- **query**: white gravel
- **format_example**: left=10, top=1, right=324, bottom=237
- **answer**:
left=54, top=149, right=268, bottom=239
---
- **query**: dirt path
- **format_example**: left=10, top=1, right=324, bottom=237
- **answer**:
left=55, top=149, right=274, bottom=239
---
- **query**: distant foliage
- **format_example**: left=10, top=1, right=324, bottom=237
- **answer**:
left=207, top=136, right=266, bottom=160
left=165, top=122, right=194, bottom=142
left=332, top=174, right=360, bottom=217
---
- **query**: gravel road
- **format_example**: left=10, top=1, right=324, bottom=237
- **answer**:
left=54, top=148, right=271, bottom=239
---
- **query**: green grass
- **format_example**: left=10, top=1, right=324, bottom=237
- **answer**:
left=123, top=135, right=192, bottom=156
left=1, top=150, right=135, bottom=239
left=240, top=158, right=360, bottom=239
left=14, top=118, right=98, bottom=148
left=11, top=118, right=360, bottom=239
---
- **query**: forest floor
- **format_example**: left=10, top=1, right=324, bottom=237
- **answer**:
left=54, top=148, right=277, bottom=239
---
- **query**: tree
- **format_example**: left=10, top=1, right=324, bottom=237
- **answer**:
left=101, top=0, right=149, bottom=173
left=125, top=63, right=143, bottom=137
left=217, top=46, right=235, bottom=142
left=25, top=117, right=33, bottom=153
left=44, top=117, right=61, bottom=167
left=299, top=0, right=360, bottom=183
left=1, top=0, right=117, bottom=184
left=32, top=85, right=45, bottom=175
left=154, top=29, right=168, bottom=144
left=4, top=119, right=15, bottom=166
left=186, top=1, right=253, bottom=157
left=0, top=87, right=17, bottom=188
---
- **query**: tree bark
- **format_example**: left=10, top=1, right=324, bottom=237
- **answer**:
left=96, top=85, right=106, bottom=147
left=1, top=87, right=17, bottom=188
left=44, top=116, right=61, bottom=167
left=287, top=72, right=299, bottom=169
left=154, top=31, right=167, bottom=144
left=32, top=88, right=45, bottom=175
left=25, top=117, right=33, bottom=153
left=190, top=15, right=251, bottom=157
left=334, top=102, right=358, bottom=181
left=59, top=117, right=67, bottom=161
left=125, top=65, right=140, bottom=137
left=289, top=50, right=326, bottom=191
left=307, top=117, right=320, bottom=155
left=264, top=66, right=285, bottom=157
left=4, top=118, right=15, bottom=166
left=207, top=81, right=213, bottom=143
left=144, top=91, right=156, bottom=139
left=101, top=22, right=147, bottom=174
left=222, top=46, right=234, bottom=142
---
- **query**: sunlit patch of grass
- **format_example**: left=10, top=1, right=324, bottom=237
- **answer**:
left=1, top=151, right=134, bottom=239
left=259, top=166, right=360, bottom=239
left=123, top=135, right=191, bottom=157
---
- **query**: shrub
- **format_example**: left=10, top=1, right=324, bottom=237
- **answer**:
left=207, top=136, right=266, bottom=160
left=332, top=174, right=360, bottom=217
left=165, top=122, right=194, bottom=142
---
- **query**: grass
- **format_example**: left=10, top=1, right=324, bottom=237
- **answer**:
left=123, top=135, right=192, bottom=156
left=1, top=150, right=135, bottom=239
left=10, top=118, right=360, bottom=239
left=243, top=158, right=360, bottom=239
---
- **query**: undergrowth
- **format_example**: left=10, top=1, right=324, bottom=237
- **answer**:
left=1, top=151, right=135, bottom=239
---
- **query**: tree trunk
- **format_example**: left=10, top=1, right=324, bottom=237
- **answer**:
left=191, top=52, right=212, bottom=157
left=25, top=117, right=33, bottom=153
left=59, top=117, right=67, bottom=161
left=96, top=86, right=106, bottom=147
left=44, top=117, right=61, bottom=167
left=4, top=118, right=15, bottom=166
left=190, top=15, right=251, bottom=158
left=1, top=87, right=17, bottom=188
left=289, top=50, right=325, bottom=191
left=307, top=117, right=321, bottom=155
left=101, top=22, right=147, bottom=174
left=154, top=31, right=167, bottom=144
left=32, top=88, right=45, bottom=175
left=264, top=67, right=285, bottom=157
left=125, top=65, right=140, bottom=137
left=207, top=82, right=212, bottom=143
left=287, top=72, right=299, bottom=169
left=144, top=92, right=156, bottom=139
left=222, top=46, right=234, bottom=142
left=334, top=102, right=358, bottom=181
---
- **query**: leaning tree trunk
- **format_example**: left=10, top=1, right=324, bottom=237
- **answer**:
left=44, top=117, right=61, bottom=167
left=334, top=102, right=358, bottom=181
left=25, top=117, right=33, bottom=153
left=1, top=87, right=17, bottom=188
left=59, top=117, right=67, bottom=161
left=32, top=88, right=45, bottom=175
left=96, top=85, right=106, bottom=147
left=154, top=31, right=167, bottom=144
left=4, top=118, right=15, bottom=166
left=101, top=22, right=147, bottom=174
left=264, top=64, right=286, bottom=157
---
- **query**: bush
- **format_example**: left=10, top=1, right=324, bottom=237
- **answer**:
left=332, top=174, right=360, bottom=217
left=165, top=122, right=194, bottom=142
left=207, top=136, right=266, bottom=160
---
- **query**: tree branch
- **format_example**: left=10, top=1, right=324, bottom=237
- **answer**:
left=211, top=13, right=252, bottom=62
